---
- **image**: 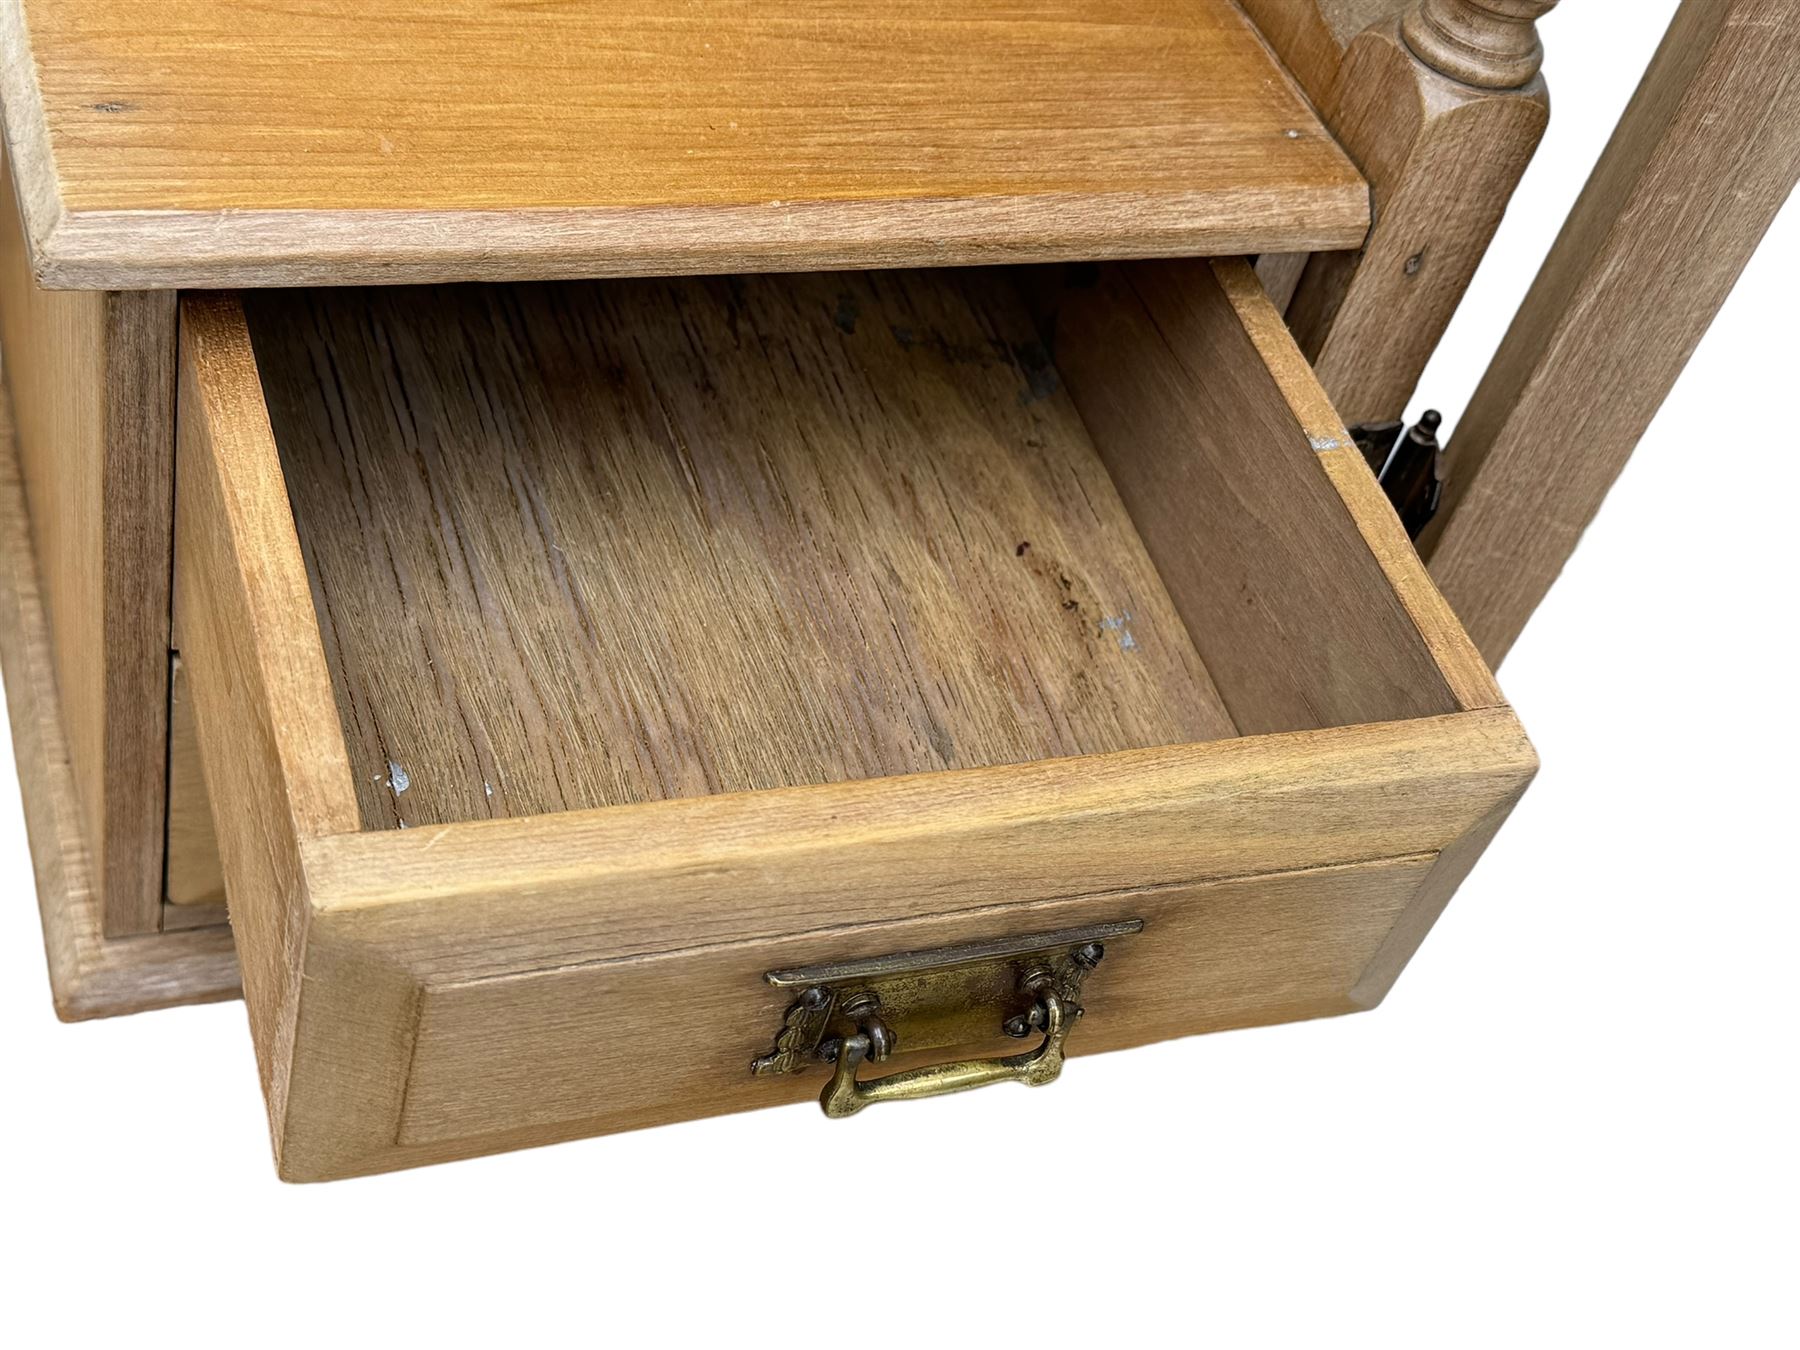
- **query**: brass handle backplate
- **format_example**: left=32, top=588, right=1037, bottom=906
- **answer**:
left=750, top=920, right=1141, bottom=1117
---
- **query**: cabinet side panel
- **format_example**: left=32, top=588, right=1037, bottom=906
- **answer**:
left=0, top=141, right=175, bottom=935
left=0, top=373, right=239, bottom=1017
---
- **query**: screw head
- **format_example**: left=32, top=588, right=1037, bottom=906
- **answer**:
left=799, top=986, right=831, bottom=1011
left=1073, top=942, right=1105, bottom=969
left=841, top=991, right=880, bottom=1018
left=1003, top=1014, right=1033, bottom=1038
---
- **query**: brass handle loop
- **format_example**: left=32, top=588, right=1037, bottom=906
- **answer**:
left=750, top=920, right=1141, bottom=1114
left=820, top=991, right=1071, bottom=1118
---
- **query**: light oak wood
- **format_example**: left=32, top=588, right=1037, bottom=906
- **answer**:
left=172, top=295, right=361, bottom=1118
left=0, top=0, right=1369, bottom=290
left=247, top=274, right=1235, bottom=829
left=1350, top=780, right=1525, bottom=1006
left=1282, top=16, right=1551, bottom=427
left=161, top=897, right=229, bottom=931
left=164, top=656, right=222, bottom=909
left=290, top=716, right=1532, bottom=1179
left=1051, top=257, right=1478, bottom=732
left=173, top=261, right=1530, bottom=1179
left=1239, top=1, right=1556, bottom=428
left=395, top=857, right=1439, bottom=1150
left=1401, top=0, right=1558, bottom=89
left=1237, top=0, right=1411, bottom=103
left=299, top=710, right=1532, bottom=963
left=0, top=383, right=238, bottom=1018
left=1255, top=251, right=1312, bottom=313
left=1423, top=0, right=1800, bottom=664
left=1314, top=444, right=1501, bottom=715
left=0, top=142, right=176, bottom=937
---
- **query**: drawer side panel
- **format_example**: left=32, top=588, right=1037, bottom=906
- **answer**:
left=172, top=294, right=362, bottom=1128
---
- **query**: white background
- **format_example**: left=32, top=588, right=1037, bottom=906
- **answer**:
left=3, top=4, right=1794, bottom=1344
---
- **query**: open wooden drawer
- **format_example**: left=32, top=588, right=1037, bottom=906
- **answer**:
left=172, top=258, right=1533, bottom=1181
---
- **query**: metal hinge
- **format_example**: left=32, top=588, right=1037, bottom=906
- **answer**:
left=1350, top=410, right=1444, bottom=540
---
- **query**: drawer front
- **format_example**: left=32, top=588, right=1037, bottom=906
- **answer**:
left=394, top=855, right=1435, bottom=1150
left=172, top=259, right=1533, bottom=1180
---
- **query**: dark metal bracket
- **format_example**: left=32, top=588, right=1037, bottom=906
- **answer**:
left=1351, top=409, right=1445, bottom=540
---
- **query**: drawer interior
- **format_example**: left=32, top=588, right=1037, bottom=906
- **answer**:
left=172, top=257, right=1522, bottom=1180
left=234, top=262, right=1458, bottom=831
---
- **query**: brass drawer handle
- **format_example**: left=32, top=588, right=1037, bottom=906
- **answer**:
left=822, top=989, right=1070, bottom=1117
left=750, top=920, right=1141, bottom=1118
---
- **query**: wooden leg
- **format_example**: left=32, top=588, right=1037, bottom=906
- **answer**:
left=1284, top=4, right=1558, bottom=429
left=1421, top=0, right=1800, bottom=665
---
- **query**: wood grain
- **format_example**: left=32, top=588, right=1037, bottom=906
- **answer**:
left=0, top=0, right=1369, bottom=289
left=172, top=294, right=361, bottom=1119
left=283, top=707, right=1532, bottom=1179
left=395, top=857, right=1435, bottom=1153
left=1255, top=251, right=1311, bottom=312
left=0, top=380, right=238, bottom=1019
left=0, top=143, right=177, bottom=936
left=1282, top=19, right=1550, bottom=427
left=1237, top=0, right=1410, bottom=103
left=1350, top=778, right=1526, bottom=1008
left=164, top=655, right=223, bottom=908
left=300, top=709, right=1536, bottom=967
left=1198, top=259, right=1499, bottom=711
left=173, top=266, right=1532, bottom=1177
left=1401, top=0, right=1559, bottom=89
left=247, top=272, right=1236, bottom=830
left=1315, top=447, right=1501, bottom=714
left=1423, top=0, right=1800, bottom=665
left=1050, top=257, right=1468, bottom=733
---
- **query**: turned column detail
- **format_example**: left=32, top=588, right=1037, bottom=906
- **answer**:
left=1272, top=0, right=1562, bottom=427
left=1402, top=0, right=1560, bottom=89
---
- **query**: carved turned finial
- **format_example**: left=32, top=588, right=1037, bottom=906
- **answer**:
left=1402, top=0, right=1560, bottom=89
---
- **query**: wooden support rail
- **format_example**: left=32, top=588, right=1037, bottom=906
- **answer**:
left=1420, top=0, right=1800, bottom=665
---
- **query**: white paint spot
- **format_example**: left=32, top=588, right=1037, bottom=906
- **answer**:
left=1099, top=612, right=1140, bottom=654
left=1284, top=128, right=1302, bottom=140
left=387, top=761, right=411, bottom=794
left=484, top=781, right=494, bottom=798
left=1309, top=435, right=1345, bottom=452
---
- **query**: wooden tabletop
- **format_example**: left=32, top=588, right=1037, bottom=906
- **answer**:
left=0, top=0, right=1368, bottom=289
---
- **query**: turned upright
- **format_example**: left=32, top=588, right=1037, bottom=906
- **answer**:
left=1248, top=0, right=1562, bottom=428
left=1403, top=0, right=1560, bottom=89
